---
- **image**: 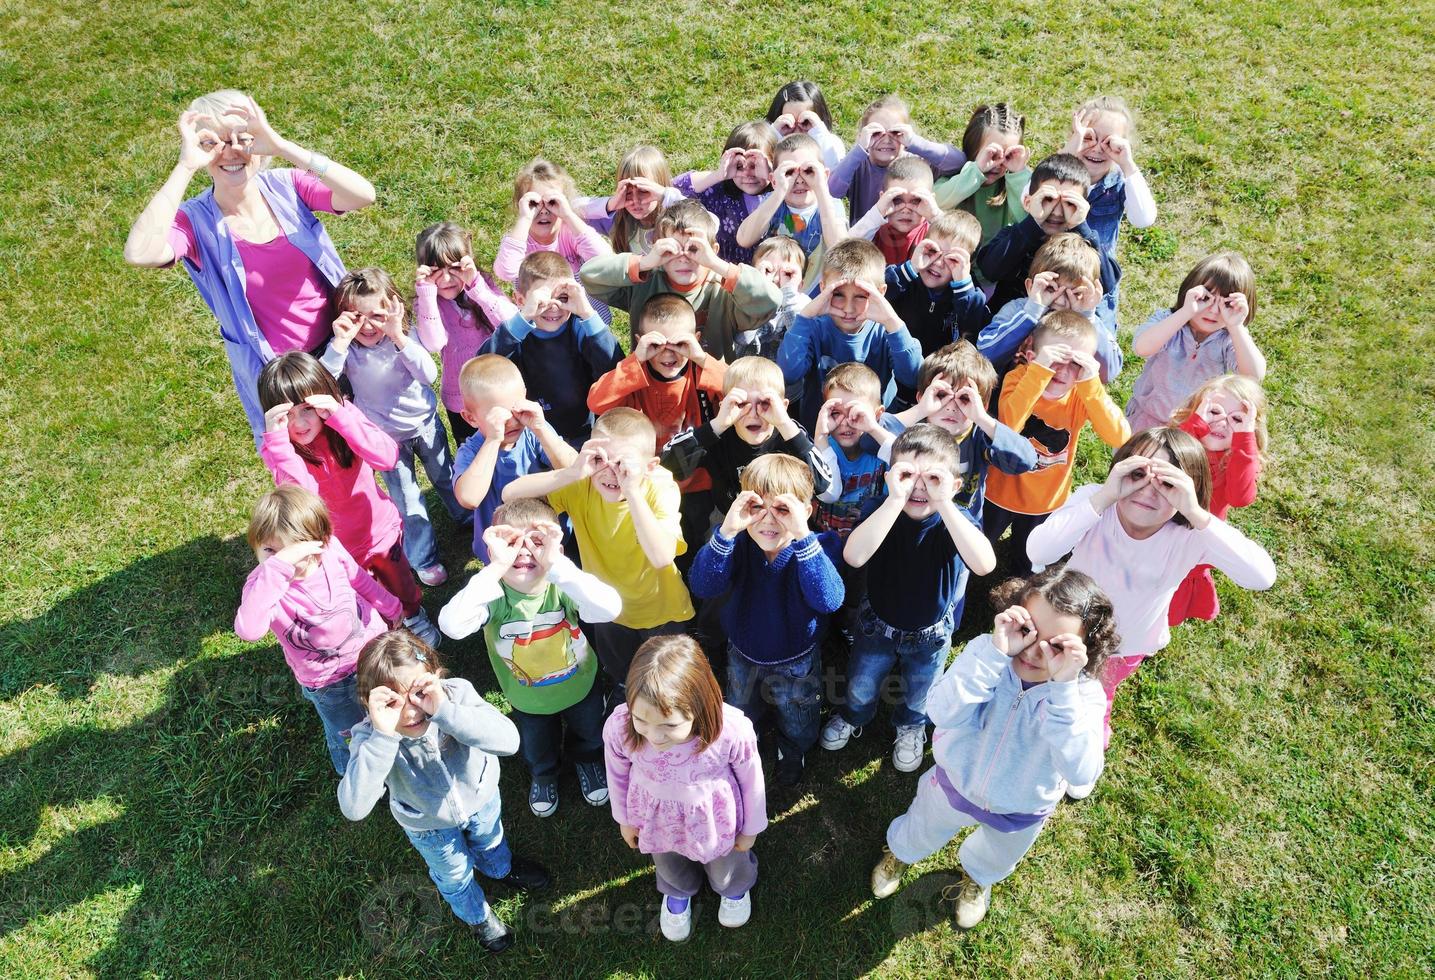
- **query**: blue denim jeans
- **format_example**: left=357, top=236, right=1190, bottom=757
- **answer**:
left=403, top=792, right=512, bottom=926
left=840, top=601, right=954, bottom=730
left=380, top=412, right=468, bottom=572
left=510, top=679, right=606, bottom=780
left=298, top=673, right=366, bottom=775
left=725, top=645, right=822, bottom=760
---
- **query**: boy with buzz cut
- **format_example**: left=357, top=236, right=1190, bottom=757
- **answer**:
left=977, top=231, right=1120, bottom=382
left=823, top=425, right=997, bottom=773
left=883, top=210, right=993, bottom=408
left=689, top=453, right=846, bottom=786
left=982, top=310, right=1130, bottom=573
left=452, top=354, right=578, bottom=564
left=580, top=199, right=782, bottom=363
left=846, top=155, right=942, bottom=266
left=503, top=408, right=694, bottom=692
left=778, top=237, right=923, bottom=430
left=975, top=153, right=1121, bottom=333
left=487, top=250, right=622, bottom=446
left=662, top=355, right=832, bottom=517
left=438, top=497, right=624, bottom=818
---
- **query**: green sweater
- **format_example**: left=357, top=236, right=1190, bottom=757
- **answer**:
left=580, top=253, right=782, bottom=362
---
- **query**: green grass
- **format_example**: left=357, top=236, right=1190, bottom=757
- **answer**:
left=2, top=0, right=1433, bottom=975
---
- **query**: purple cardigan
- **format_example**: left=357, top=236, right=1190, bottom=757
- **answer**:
left=673, top=172, right=767, bottom=265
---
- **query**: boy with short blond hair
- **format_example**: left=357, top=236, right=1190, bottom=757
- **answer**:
left=812, top=363, right=893, bottom=535
left=982, top=310, right=1130, bottom=572
left=977, top=231, right=1120, bottom=381
left=735, top=133, right=850, bottom=294
left=778, top=238, right=923, bottom=429
left=737, top=236, right=808, bottom=360
left=690, top=453, right=846, bottom=785
left=452, top=354, right=577, bottom=563
left=661, top=355, right=832, bottom=517
left=847, top=155, right=942, bottom=265
left=580, top=199, right=782, bottom=362
left=503, top=408, right=694, bottom=689
left=487, top=250, right=621, bottom=445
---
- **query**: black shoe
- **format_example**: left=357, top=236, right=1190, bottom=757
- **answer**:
left=495, top=856, right=552, bottom=892
left=471, top=910, right=514, bottom=953
left=775, top=747, right=805, bottom=787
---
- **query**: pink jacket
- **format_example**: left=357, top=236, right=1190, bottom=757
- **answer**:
left=414, top=277, right=518, bottom=414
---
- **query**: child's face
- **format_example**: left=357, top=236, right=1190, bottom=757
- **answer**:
left=590, top=435, right=654, bottom=503
left=625, top=178, right=663, bottom=221
left=1116, top=447, right=1180, bottom=532
left=893, top=451, right=954, bottom=519
left=1194, top=389, right=1246, bottom=452
left=730, top=148, right=772, bottom=196
left=823, top=390, right=879, bottom=448
left=344, top=292, right=391, bottom=348
left=883, top=181, right=931, bottom=234
left=1028, top=179, right=1088, bottom=235
left=529, top=180, right=564, bottom=237
left=630, top=695, right=695, bottom=749
left=427, top=261, right=468, bottom=301
left=1042, top=334, right=1099, bottom=400
left=1188, top=281, right=1231, bottom=336
left=496, top=521, right=552, bottom=593
left=644, top=322, right=697, bottom=380
left=463, top=379, right=527, bottom=447
left=384, top=662, right=435, bottom=737
left=777, top=147, right=822, bottom=208
left=781, top=100, right=816, bottom=128
left=1076, top=111, right=1128, bottom=181
left=756, top=250, right=803, bottom=291
left=923, top=374, right=977, bottom=435
left=732, top=388, right=783, bottom=445
left=253, top=536, right=321, bottom=577
left=286, top=401, right=325, bottom=446
left=1008, top=593, right=1087, bottom=684
left=865, top=108, right=908, bottom=166
left=662, top=231, right=710, bottom=287
left=917, top=236, right=958, bottom=289
left=746, top=492, right=810, bottom=555
left=517, top=278, right=570, bottom=332
left=827, top=278, right=878, bottom=333
left=980, top=127, right=1022, bottom=184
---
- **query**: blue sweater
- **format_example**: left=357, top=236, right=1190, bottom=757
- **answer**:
left=485, top=312, right=621, bottom=445
left=777, top=313, right=923, bottom=429
left=689, top=529, right=845, bottom=665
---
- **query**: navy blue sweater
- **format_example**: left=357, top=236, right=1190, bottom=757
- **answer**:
left=689, top=529, right=845, bottom=664
left=485, top=313, right=621, bottom=445
left=864, top=510, right=980, bottom=631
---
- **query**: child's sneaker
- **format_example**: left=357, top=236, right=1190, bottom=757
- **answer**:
left=470, top=908, right=514, bottom=953
left=417, top=564, right=448, bottom=587
left=1065, top=780, right=1095, bottom=801
left=948, top=875, right=991, bottom=929
left=660, top=895, right=693, bottom=942
left=870, top=846, right=909, bottom=899
left=774, top=747, right=804, bottom=786
left=528, top=777, right=559, bottom=818
left=820, top=714, right=860, bottom=751
left=892, top=725, right=927, bottom=772
left=494, top=856, right=551, bottom=891
left=717, top=891, right=751, bottom=928
left=576, top=760, right=609, bottom=806
left=403, top=608, right=441, bottom=647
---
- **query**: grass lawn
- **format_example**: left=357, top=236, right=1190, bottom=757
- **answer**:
left=2, top=0, right=1433, bottom=975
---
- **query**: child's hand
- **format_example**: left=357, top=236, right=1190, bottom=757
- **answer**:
left=976, top=141, right=1008, bottom=177
left=753, top=389, right=790, bottom=428
left=640, top=237, right=683, bottom=272
left=1004, top=144, right=1030, bottom=173
left=510, top=399, right=545, bottom=431
left=552, top=278, right=593, bottom=318
left=1229, top=399, right=1257, bottom=433
left=885, top=461, right=919, bottom=503
left=620, top=824, right=640, bottom=849
left=992, top=604, right=1038, bottom=656
left=1027, top=271, right=1063, bottom=308
left=530, top=519, right=565, bottom=567
left=733, top=832, right=758, bottom=852
left=1042, top=634, right=1089, bottom=683
left=797, top=109, right=824, bottom=134
left=912, top=239, right=943, bottom=273
left=720, top=490, right=765, bottom=539
left=853, top=279, right=901, bottom=331
left=456, top=254, right=480, bottom=287
left=1219, top=292, right=1250, bottom=330
left=772, top=113, right=798, bottom=137
left=815, top=397, right=844, bottom=441
left=264, top=402, right=294, bottom=433
left=573, top=438, right=613, bottom=479
left=712, top=387, right=749, bottom=434
left=857, top=122, right=886, bottom=153
left=518, top=191, right=544, bottom=221
left=1062, top=188, right=1091, bottom=227
left=1103, top=134, right=1134, bottom=173
left=331, top=311, right=363, bottom=351
left=409, top=673, right=448, bottom=716
left=801, top=160, right=831, bottom=198
left=945, top=247, right=971, bottom=284
left=915, top=377, right=955, bottom=420
left=1065, top=109, right=1098, bottom=156
left=607, top=179, right=633, bottom=214
left=845, top=400, right=880, bottom=434
left=304, top=394, right=341, bottom=419
left=800, top=277, right=840, bottom=318
left=611, top=452, right=646, bottom=493
left=771, top=161, right=798, bottom=198
left=1149, top=459, right=1203, bottom=518
left=954, top=382, right=991, bottom=428
left=1069, top=350, right=1100, bottom=382
left=368, top=685, right=404, bottom=736
left=1066, top=275, right=1101, bottom=313
left=1035, top=343, right=1074, bottom=370
left=681, top=235, right=724, bottom=273
left=548, top=191, right=581, bottom=226
left=634, top=331, right=667, bottom=362
left=1181, top=284, right=1216, bottom=321
left=1103, top=454, right=1153, bottom=503
left=718, top=146, right=746, bottom=180
left=912, top=188, right=941, bottom=220
left=274, top=539, right=324, bottom=567
left=920, top=464, right=959, bottom=504
left=670, top=334, right=705, bottom=365
left=483, top=524, right=523, bottom=568
left=377, top=295, right=406, bottom=342
left=478, top=405, right=513, bottom=441
left=772, top=492, right=811, bottom=540
left=520, top=283, right=553, bottom=321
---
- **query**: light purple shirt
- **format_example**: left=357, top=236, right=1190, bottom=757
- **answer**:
left=1126, top=307, right=1239, bottom=431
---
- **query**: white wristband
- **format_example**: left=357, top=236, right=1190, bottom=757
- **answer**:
left=307, top=151, right=332, bottom=178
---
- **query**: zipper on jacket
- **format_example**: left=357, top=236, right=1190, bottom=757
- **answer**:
left=976, top=687, right=1027, bottom=810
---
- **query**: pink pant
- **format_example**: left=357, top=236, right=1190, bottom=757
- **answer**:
left=362, top=535, right=423, bottom=619
left=1100, top=653, right=1149, bottom=747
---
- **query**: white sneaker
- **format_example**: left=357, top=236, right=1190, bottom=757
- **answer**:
left=892, top=725, right=927, bottom=772
left=950, top=876, right=991, bottom=930
left=820, top=714, right=859, bottom=751
left=417, top=564, right=448, bottom=587
left=717, top=891, right=751, bottom=928
left=870, top=846, right=909, bottom=899
left=1065, top=780, right=1096, bottom=801
left=660, top=896, right=693, bottom=941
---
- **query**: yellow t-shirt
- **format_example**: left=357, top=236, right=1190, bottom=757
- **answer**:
left=547, top=470, right=694, bottom=629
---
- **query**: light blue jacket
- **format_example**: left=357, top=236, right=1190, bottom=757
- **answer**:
left=928, top=635, right=1106, bottom=816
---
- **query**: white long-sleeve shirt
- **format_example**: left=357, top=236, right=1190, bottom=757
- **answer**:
left=1027, top=484, right=1276, bottom=657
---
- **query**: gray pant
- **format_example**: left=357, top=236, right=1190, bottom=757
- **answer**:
left=652, top=848, right=758, bottom=899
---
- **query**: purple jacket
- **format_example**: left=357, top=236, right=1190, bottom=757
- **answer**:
left=177, top=169, right=347, bottom=445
